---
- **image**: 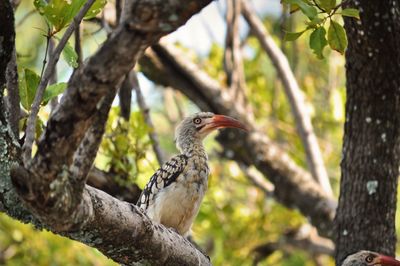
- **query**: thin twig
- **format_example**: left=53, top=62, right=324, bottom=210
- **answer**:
left=239, top=163, right=274, bottom=197
left=74, top=25, right=83, bottom=66
left=40, top=28, right=51, bottom=80
left=48, top=38, right=59, bottom=113
left=119, top=74, right=132, bottom=120
left=224, top=0, right=249, bottom=112
left=172, top=91, right=185, bottom=121
left=132, top=71, right=165, bottom=166
left=117, top=0, right=131, bottom=122
left=241, top=0, right=333, bottom=196
left=116, top=0, right=122, bottom=24
left=22, top=0, right=96, bottom=165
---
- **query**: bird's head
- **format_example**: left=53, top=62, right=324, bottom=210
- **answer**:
left=342, top=251, right=400, bottom=266
left=175, top=112, right=247, bottom=152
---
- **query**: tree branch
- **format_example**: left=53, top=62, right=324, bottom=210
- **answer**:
left=0, top=0, right=15, bottom=93
left=139, top=42, right=336, bottom=237
left=238, top=164, right=274, bottom=197
left=5, top=47, right=20, bottom=139
left=2, top=0, right=213, bottom=264
left=10, top=165, right=210, bottom=265
left=118, top=73, right=133, bottom=120
left=22, top=0, right=96, bottom=164
left=70, top=89, right=116, bottom=186
left=74, top=25, right=83, bottom=67
left=252, top=224, right=334, bottom=264
left=241, top=0, right=333, bottom=196
left=48, top=38, right=59, bottom=113
left=224, top=0, right=249, bottom=111
left=132, top=71, right=165, bottom=165
left=86, top=167, right=142, bottom=204
left=28, top=0, right=213, bottom=183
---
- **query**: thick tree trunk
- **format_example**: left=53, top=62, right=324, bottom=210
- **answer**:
left=334, top=1, right=400, bottom=264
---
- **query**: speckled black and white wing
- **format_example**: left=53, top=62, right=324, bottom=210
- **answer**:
left=136, top=154, right=189, bottom=210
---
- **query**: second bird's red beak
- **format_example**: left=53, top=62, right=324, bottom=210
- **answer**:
left=378, top=254, right=400, bottom=266
left=208, top=115, right=248, bottom=131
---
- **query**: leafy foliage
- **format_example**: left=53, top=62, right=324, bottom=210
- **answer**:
left=34, top=0, right=106, bottom=32
left=309, top=27, right=328, bottom=59
left=18, top=67, right=67, bottom=111
left=96, top=109, right=156, bottom=187
left=282, top=0, right=359, bottom=58
left=0, top=214, right=117, bottom=266
left=18, top=68, right=40, bottom=111
left=43, top=82, right=67, bottom=104
left=59, top=39, right=79, bottom=68
left=327, top=20, right=348, bottom=54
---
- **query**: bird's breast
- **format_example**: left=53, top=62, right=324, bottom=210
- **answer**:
left=152, top=167, right=209, bottom=236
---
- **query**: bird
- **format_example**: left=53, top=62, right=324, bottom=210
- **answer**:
left=136, top=112, right=247, bottom=236
left=342, top=250, right=400, bottom=266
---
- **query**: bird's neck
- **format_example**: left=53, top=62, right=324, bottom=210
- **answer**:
left=179, top=138, right=207, bottom=159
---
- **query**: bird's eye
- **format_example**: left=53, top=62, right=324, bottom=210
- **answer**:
left=365, top=255, right=374, bottom=263
left=193, top=118, right=202, bottom=124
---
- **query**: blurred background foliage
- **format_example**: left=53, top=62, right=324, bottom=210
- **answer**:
left=2, top=0, right=363, bottom=265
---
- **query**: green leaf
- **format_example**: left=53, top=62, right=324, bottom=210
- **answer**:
left=309, top=27, right=327, bottom=59
left=35, top=0, right=107, bottom=31
left=62, top=41, right=79, bottom=68
left=284, top=0, right=318, bottom=19
left=84, top=0, right=107, bottom=19
left=33, top=0, right=47, bottom=14
left=289, top=4, right=300, bottom=13
left=284, top=30, right=306, bottom=41
left=328, top=20, right=348, bottom=54
left=36, top=0, right=86, bottom=31
left=36, top=117, right=45, bottom=140
left=43, top=82, right=67, bottom=104
left=341, top=8, right=360, bottom=19
left=18, top=68, right=40, bottom=111
left=306, top=17, right=324, bottom=28
left=316, top=0, right=336, bottom=12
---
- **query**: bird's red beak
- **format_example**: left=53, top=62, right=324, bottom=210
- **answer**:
left=207, top=115, right=248, bottom=131
left=378, top=255, right=400, bottom=266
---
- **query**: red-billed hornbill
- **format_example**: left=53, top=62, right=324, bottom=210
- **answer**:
left=137, top=112, right=247, bottom=236
left=342, top=251, right=400, bottom=266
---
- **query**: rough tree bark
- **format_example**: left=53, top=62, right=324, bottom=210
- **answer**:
left=0, top=0, right=213, bottom=265
left=0, top=0, right=14, bottom=90
left=334, top=1, right=400, bottom=264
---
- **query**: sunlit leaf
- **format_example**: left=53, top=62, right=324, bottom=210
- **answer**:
left=309, top=27, right=327, bottom=59
left=283, top=0, right=318, bottom=19
left=33, top=0, right=47, bottom=14
left=289, top=4, right=300, bottom=13
left=43, top=82, right=67, bottom=104
left=36, top=117, right=44, bottom=140
left=341, top=8, right=360, bottom=19
left=84, top=0, right=107, bottom=19
left=284, top=30, right=306, bottom=41
left=18, top=68, right=40, bottom=111
left=306, top=16, right=324, bottom=28
left=328, top=20, right=348, bottom=54
left=316, top=0, right=336, bottom=12
left=35, top=0, right=86, bottom=31
left=34, top=0, right=107, bottom=31
left=62, top=41, right=79, bottom=68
